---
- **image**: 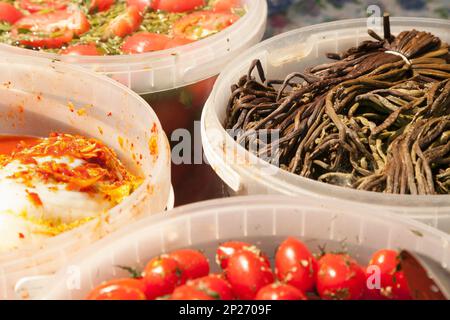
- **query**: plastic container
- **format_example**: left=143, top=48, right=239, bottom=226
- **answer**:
left=201, top=17, right=450, bottom=232
left=40, top=195, right=450, bottom=299
left=0, top=0, right=267, bottom=206
left=0, top=55, right=172, bottom=299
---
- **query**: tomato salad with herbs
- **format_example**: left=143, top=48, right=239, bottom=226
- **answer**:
left=86, top=237, right=412, bottom=300
left=0, top=0, right=244, bottom=55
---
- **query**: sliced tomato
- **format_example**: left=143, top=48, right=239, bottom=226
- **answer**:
left=19, top=0, right=70, bottom=13
left=14, top=10, right=90, bottom=36
left=168, top=249, right=210, bottom=281
left=173, top=11, right=238, bottom=40
left=89, top=0, right=115, bottom=13
left=103, top=5, right=142, bottom=39
left=151, top=0, right=205, bottom=13
left=210, top=0, right=240, bottom=12
left=164, top=36, right=193, bottom=49
left=121, top=32, right=170, bottom=54
left=216, top=241, right=270, bottom=270
left=61, top=43, right=102, bottom=55
left=126, top=0, right=151, bottom=13
left=255, top=283, right=307, bottom=301
left=12, top=10, right=89, bottom=49
left=86, top=278, right=146, bottom=300
left=0, top=3, right=23, bottom=24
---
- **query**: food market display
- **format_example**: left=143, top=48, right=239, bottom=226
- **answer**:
left=85, top=237, right=412, bottom=300
left=225, top=17, right=450, bottom=195
left=0, top=0, right=244, bottom=55
left=0, top=133, right=142, bottom=252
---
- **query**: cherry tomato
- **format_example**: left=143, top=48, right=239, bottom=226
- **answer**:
left=0, top=3, right=23, bottom=24
left=171, top=285, right=216, bottom=300
left=216, top=241, right=270, bottom=270
left=61, top=43, right=102, bottom=55
left=142, top=256, right=186, bottom=300
left=19, top=0, right=70, bottom=13
left=365, top=249, right=411, bottom=300
left=168, top=249, right=210, bottom=280
left=225, top=250, right=274, bottom=299
left=316, top=253, right=366, bottom=300
left=186, top=274, right=234, bottom=300
left=121, top=32, right=171, bottom=54
left=151, top=0, right=205, bottom=13
left=164, top=36, right=193, bottom=49
left=126, top=0, right=151, bottom=12
left=148, top=97, right=194, bottom=135
left=173, top=11, right=238, bottom=40
left=103, top=5, right=142, bottom=38
left=86, top=278, right=146, bottom=300
left=89, top=0, right=115, bottom=13
left=255, top=283, right=307, bottom=300
left=210, top=0, right=240, bottom=12
left=275, top=237, right=318, bottom=293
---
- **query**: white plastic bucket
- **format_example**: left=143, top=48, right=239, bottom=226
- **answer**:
left=40, top=195, right=450, bottom=300
left=201, top=18, right=450, bottom=232
left=0, top=55, right=172, bottom=299
left=0, top=0, right=267, bottom=95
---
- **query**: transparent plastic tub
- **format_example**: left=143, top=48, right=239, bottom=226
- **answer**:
left=0, top=56, right=172, bottom=299
left=201, top=17, right=450, bottom=232
left=40, top=195, right=450, bottom=300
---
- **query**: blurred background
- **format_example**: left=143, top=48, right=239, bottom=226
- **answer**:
left=265, top=0, right=449, bottom=37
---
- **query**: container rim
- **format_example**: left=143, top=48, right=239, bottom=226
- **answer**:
left=202, top=17, right=450, bottom=209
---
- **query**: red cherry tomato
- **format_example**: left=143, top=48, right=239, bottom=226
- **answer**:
left=151, top=0, right=205, bottom=13
left=186, top=274, right=234, bottom=300
left=142, top=256, right=186, bottom=300
left=171, top=285, right=216, bottom=300
left=365, top=249, right=411, bottom=300
left=86, top=278, right=146, bottom=300
left=103, top=5, right=142, bottom=38
left=275, top=237, right=318, bottom=293
left=89, top=0, right=115, bottom=13
left=61, top=43, right=102, bottom=55
left=164, top=36, right=193, bottom=49
left=216, top=241, right=270, bottom=270
left=225, top=250, right=274, bottom=299
left=19, top=0, right=70, bottom=13
left=316, top=253, right=366, bottom=300
left=12, top=10, right=90, bottom=49
left=173, top=11, right=238, bottom=40
left=126, top=0, right=151, bottom=12
left=121, top=32, right=171, bottom=54
left=255, top=283, right=307, bottom=300
left=210, top=0, right=240, bottom=12
left=0, top=3, right=23, bottom=24
left=168, top=249, right=209, bottom=281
